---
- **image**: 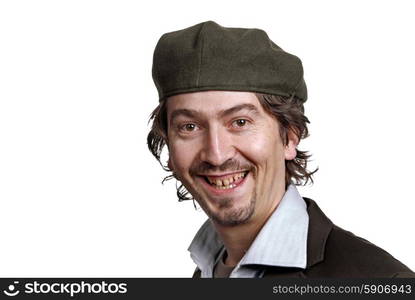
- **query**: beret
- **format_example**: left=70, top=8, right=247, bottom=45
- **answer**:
left=152, top=21, right=307, bottom=102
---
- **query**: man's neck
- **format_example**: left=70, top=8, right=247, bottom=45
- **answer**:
left=214, top=221, right=262, bottom=267
left=212, top=189, right=285, bottom=267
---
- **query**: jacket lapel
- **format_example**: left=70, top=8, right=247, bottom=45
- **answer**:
left=192, top=198, right=334, bottom=278
left=263, top=198, right=334, bottom=277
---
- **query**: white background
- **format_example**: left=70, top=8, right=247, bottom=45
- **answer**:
left=0, top=0, right=414, bottom=277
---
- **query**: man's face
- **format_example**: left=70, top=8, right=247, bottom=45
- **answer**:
left=166, top=91, right=297, bottom=227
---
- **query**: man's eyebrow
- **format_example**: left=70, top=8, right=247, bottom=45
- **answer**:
left=218, top=103, right=260, bottom=118
left=169, top=103, right=260, bottom=124
left=170, top=109, right=201, bottom=124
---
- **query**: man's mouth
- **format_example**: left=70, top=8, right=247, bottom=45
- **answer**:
left=201, top=171, right=249, bottom=190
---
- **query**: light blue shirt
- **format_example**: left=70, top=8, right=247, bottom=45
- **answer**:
left=188, top=184, right=309, bottom=278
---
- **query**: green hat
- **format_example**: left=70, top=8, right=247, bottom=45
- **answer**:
left=152, top=21, right=307, bottom=102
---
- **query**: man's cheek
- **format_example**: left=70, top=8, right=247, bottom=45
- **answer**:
left=170, top=156, right=190, bottom=181
left=247, top=141, right=273, bottom=159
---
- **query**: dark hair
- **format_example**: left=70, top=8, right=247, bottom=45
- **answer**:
left=147, top=93, right=317, bottom=201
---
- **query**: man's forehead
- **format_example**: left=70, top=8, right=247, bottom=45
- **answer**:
left=166, top=91, right=263, bottom=118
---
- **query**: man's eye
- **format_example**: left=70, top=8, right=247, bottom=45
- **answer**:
left=180, top=123, right=198, bottom=132
left=232, top=119, right=249, bottom=127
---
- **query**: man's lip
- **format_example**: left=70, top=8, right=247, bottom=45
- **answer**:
left=197, top=170, right=249, bottom=178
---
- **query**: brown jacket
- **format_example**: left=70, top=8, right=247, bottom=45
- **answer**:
left=193, top=198, right=414, bottom=278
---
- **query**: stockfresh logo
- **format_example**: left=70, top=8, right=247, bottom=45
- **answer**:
left=2, top=280, right=127, bottom=298
left=3, top=281, right=20, bottom=297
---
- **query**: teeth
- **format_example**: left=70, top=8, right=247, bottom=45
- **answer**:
left=216, top=184, right=237, bottom=190
left=206, top=172, right=247, bottom=188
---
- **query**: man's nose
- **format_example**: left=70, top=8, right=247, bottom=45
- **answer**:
left=199, top=126, right=236, bottom=167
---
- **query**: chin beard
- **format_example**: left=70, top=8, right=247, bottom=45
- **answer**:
left=202, top=193, right=257, bottom=227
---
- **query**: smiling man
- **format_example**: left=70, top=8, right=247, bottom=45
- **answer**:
left=147, top=21, right=414, bottom=278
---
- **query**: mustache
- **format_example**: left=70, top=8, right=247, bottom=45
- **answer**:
left=190, top=159, right=254, bottom=175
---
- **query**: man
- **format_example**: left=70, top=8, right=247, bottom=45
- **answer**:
left=147, top=21, right=414, bottom=278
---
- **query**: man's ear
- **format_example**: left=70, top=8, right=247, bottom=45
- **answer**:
left=284, top=129, right=299, bottom=160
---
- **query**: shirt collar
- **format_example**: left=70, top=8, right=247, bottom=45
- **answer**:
left=188, top=184, right=309, bottom=275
